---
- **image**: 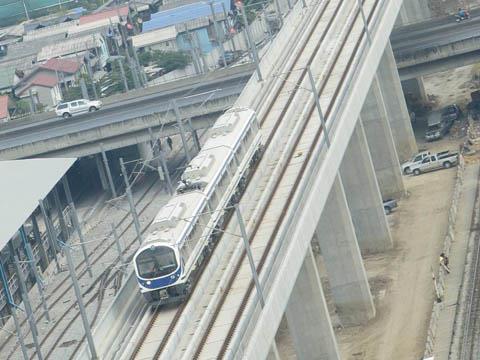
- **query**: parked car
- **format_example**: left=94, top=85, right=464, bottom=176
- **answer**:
left=425, top=112, right=454, bottom=141
left=401, top=151, right=431, bottom=174
left=56, top=99, right=102, bottom=118
left=441, top=104, right=461, bottom=122
left=410, top=151, right=458, bottom=175
left=383, top=199, right=398, bottom=215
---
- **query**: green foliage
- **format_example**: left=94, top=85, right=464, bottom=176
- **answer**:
left=152, top=51, right=190, bottom=72
left=99, top=59, right=136, bottom=97
left=138, top=50, right=191, bottom=72
left=138, top=51, right=153, bottom=67
left=14, top=100, right=31, bottom=115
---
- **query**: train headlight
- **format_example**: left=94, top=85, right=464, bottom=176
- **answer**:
left=146, top=281, right=151, bottom=285
left=170, top=274, right=176, bottom=279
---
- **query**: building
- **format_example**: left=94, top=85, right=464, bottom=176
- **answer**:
left=0, top=64, right=17, bottom=94
left=0, top=95, right=10, bottom=122
left=132, top=0, right=230, bottom=53
left=39, top=57, right=83, bottom=87
left=68, top=6, right=129, bottom=37
left=14, top=72, right=62, bottom=109
left=132, top=26, right=178, bottom=51
left=36, top=33, right=109, bottom=68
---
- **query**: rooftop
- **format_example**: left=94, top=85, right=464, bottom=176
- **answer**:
left=37, top=33, right=103, bottom=61
left=79, top=6, right=129, bottom=25
left=41, top=57, right=82, bottom=74
left=16, top=73, right=59, bottom=95
left=0, top=64, right=17, bottom=91
left=142, top=0, right=230, bottom=32
left=0, top=158, right=76, bottom=250
left=131, top=25, right=178, bottom=48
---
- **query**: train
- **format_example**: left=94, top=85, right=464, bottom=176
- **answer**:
left=133, top=107, right=262, bottom=304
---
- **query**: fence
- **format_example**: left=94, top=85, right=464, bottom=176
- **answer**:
left=423, top=154, right=466, bottom=358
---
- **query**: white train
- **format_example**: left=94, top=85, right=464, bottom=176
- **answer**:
left=133, top=107, right=262, bottom=304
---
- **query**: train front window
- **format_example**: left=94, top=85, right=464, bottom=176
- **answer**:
left=136, top=246, right=178, bottom=279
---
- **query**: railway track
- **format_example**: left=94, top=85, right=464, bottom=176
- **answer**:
left=1, top=141, right=194, bottom=360
left=189, top=0, right=380, bottom=357
left=124, top=0, right=380, bottom=358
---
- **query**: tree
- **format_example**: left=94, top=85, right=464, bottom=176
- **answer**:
left=152, top=51, right=190, bottom=72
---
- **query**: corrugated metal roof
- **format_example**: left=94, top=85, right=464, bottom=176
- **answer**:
left=41, top=57, right=81, bottom=73
left=0, top=158, right=76, bottom=250
left=142, top=0, right=230, bottom=32
left=0, top=64, right=17, bottom=90
left=132, top=26, right=178, bottom=48
left=37, top=33, right=103, bottom=61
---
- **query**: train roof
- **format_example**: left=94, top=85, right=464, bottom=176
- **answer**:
left=202, top=107, right=256, bottom=150
left=142, top=191, right=207, bottom=247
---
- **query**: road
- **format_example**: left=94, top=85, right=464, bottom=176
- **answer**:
left=391, top=8, right=480, bottom=55
left=0, top=75, right=248, bottom=153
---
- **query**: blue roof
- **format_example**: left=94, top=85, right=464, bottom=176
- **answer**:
left=143, top=0, right=231, bottom=32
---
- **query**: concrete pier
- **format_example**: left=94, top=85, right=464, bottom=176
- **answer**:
left=397, top=0, right=431, bottom=25
left=361, top=76, right=405, bottom=199
left=95, top=154, right=109, bottom=191
left=285, top=246, right=340, bottom=360
left=378, top=42, right=417, bottom=162
left=314, top=175, right=375, bottom=325
left=340, top=121, right=393, bottom=253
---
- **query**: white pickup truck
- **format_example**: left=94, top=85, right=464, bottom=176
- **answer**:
left=401, top=151, right=431, bottom=174
left=410, top=151, right=458, bottom=175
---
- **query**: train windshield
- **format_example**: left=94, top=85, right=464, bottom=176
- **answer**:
left=136, top=246, right=178, bottom=279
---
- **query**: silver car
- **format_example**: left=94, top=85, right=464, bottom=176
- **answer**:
left=56, top=99, right=102, bottom=118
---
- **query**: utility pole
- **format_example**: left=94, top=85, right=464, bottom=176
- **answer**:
left=184, top=25, right=203, bottom=74
left=117, top=57, right=129, bottom=92
left=64, top=246, right=98, bottom=359
left=209, top=1, right=227, bottom=67
left=38, top=199, right=61, bottom=273
left=148, top=128, right=174, bottom=194
left=13, top=256, right=44, bottom=360
left=172, top=100, right=192, bottom=162
left=19, top=226, right=50, bottom=322
left=85, top=58, right=99, bottom=100
left=237, top=1, right=262, bottom=81
left=234, top=204, right=265, bottom=307
left=111, top=223, right=125, bottom=267
left=307, top=66, right=330, bottom=147
left=62, top=177, right=93, bottom=278
left=100, top=143, right=117, bottom=198
left=0, top=262, right=29, bottom=360
left=356, top=0, right=371, bottom=44
left=119, top=158, right=143, bottom=243
left=22, top=0, right=30, bottom=20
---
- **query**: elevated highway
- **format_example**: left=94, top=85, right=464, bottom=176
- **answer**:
left=391, top=8, right=480, bottom=80
left=0, top=65, right=252, bottom=159
left=2, top=12, right=479, bottom=160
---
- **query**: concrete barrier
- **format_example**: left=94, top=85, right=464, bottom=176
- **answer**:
left=76, top=270, right=146, bottom=360
left=423, top=154, right=465, bottom=359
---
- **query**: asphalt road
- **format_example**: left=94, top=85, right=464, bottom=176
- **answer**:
left=0, top=80, right=246, bottom=151
left=3, top=12, right=480, bottom=153
left=391, top=8, right=480, bottom=55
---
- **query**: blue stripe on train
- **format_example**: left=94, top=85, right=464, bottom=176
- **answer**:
left=137, top=265, right=183, bottom=290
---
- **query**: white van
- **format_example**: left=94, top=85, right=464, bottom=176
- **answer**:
left=56, top=99, right=103, bottom=118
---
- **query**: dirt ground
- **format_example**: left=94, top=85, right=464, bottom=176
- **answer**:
left=422, top=63, right=480, bottom=109
left=275, top=126, right=467, bottom=359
